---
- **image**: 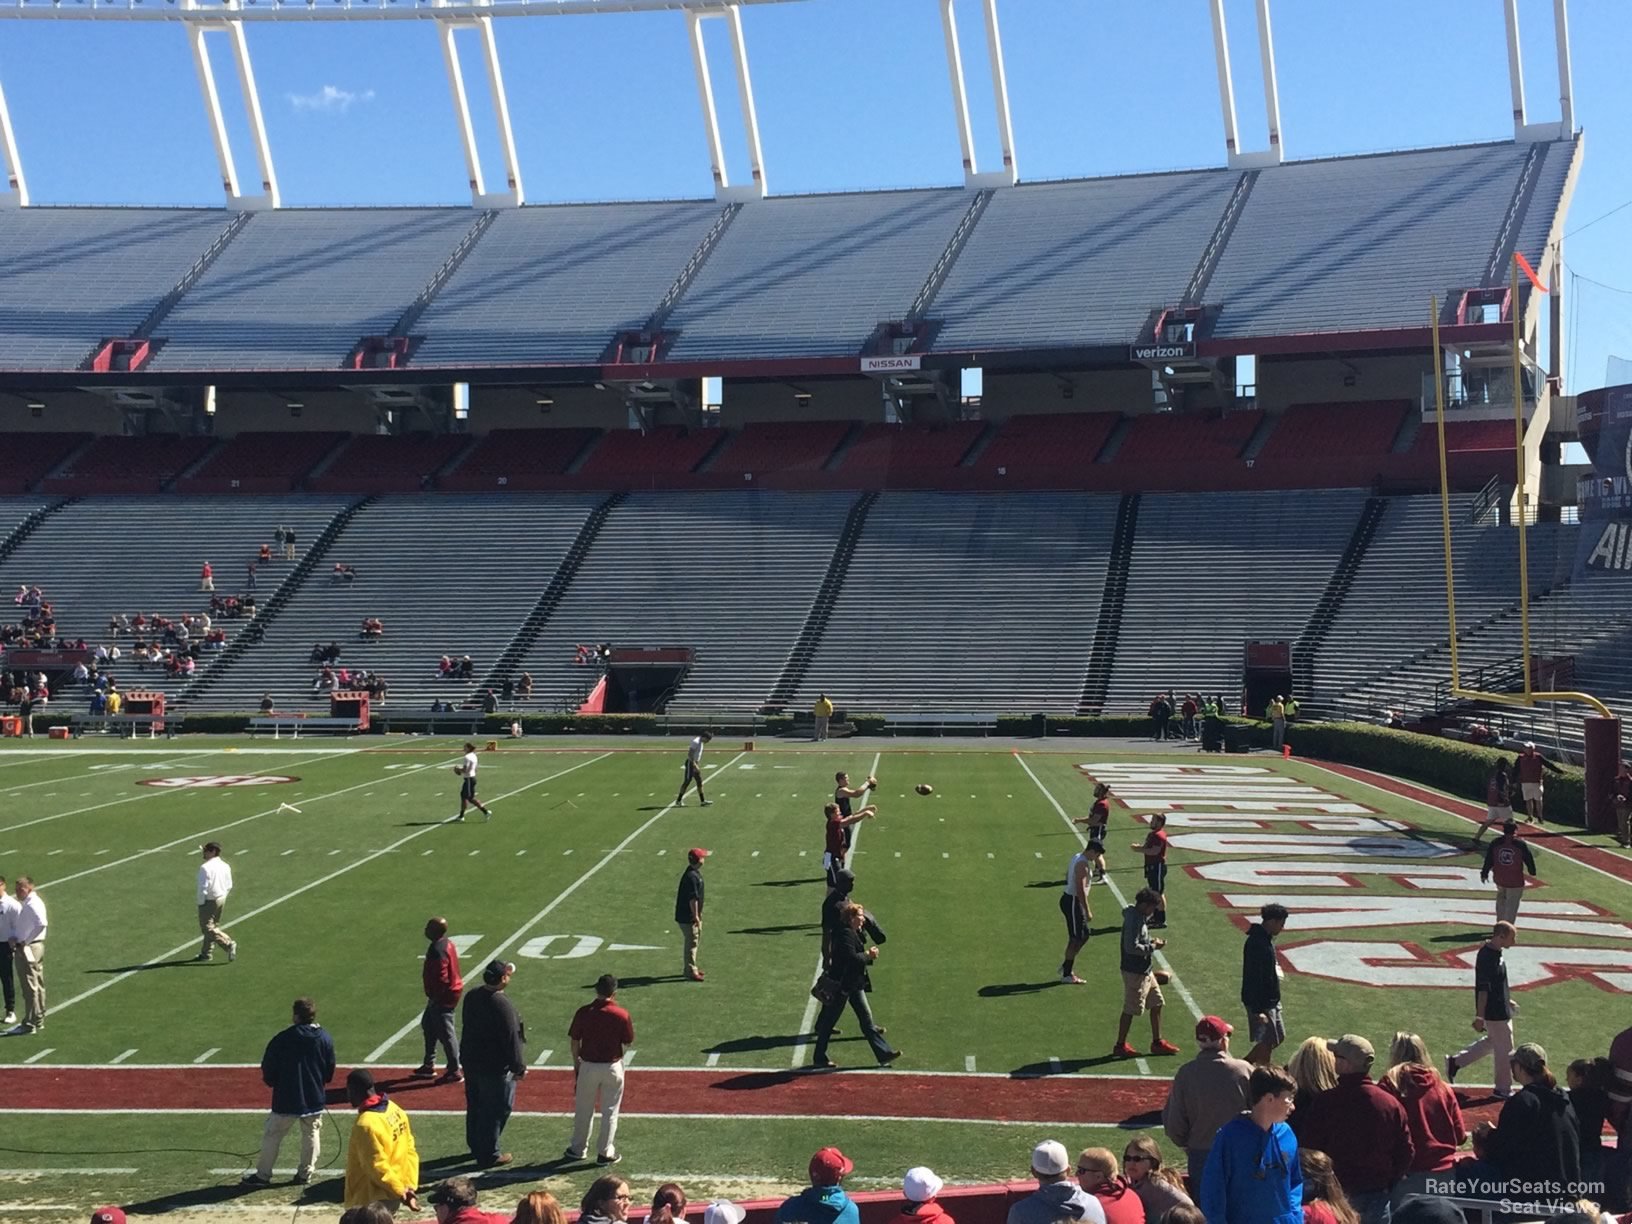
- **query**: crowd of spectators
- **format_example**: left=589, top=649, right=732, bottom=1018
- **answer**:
left=440, top=655, right=477, bottom=680
left=310, top=664, right=390, bottom=703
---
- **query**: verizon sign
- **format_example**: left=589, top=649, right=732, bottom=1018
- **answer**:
left=861, top=355, right=922, bottom=373
left=1130, top=341, right=1197, bottom=361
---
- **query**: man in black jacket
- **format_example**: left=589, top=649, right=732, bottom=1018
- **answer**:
left=811, top=901, right=899, bottom=1070
left=244, top=996, right=336, bottom=1187
left=1463, top=1042, right=1580, bottom=1211
left=460, top=959, right=526, bottom=1169
left=1241, top=903, right=1288, bottom=1065
left=675, top=848, right=707, bottom=982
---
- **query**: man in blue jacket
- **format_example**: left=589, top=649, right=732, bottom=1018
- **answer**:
left=775, top=1147, right=861, bottom=1224
left=243, top=996, right=336, bottom=1187
left=1200, top=1064, right=1302, bottom=1224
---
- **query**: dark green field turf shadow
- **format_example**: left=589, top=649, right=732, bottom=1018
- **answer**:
left=118, top=1180, right=277, bottom=1213
left=703, top=1032, right=827, bottom=1055
left=1025, top=879, right=1068, bottom=889
left=585, top=974, right=690, bottom=989
left=1011, top=1055, right=1130, bottom=1075
left=979, top=981, right=1066, bottom=997
left=753, top=878, right=825, bottom=888
left=1426, top=931, right=1496, bottom=943
left=728, top=922, right=820, bottom=936
left=85, top=958, right=199, bottom=975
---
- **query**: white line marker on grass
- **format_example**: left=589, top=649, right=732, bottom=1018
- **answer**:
left=965, top=1055, right=976, bottom=1072
left=363, top=752, right=746, bottom=1065
left=110, top=1049, right=137, bottom=1064
left=24, top=1048, right=54, bottom=1063
left=1013, top=752, right=1202, bottom=1021
left=281, top=849, right=296, bottom=856
left=533, top=1048, right=554, bottom=1066
left=194, top=1048, right=220, bottom=1063
left=707, top=1052, right=721, bottom=1067
left=1049, top=1056, right=1062, bottom=1072
left=1136, top=1058, right=1152, bottom=1075
left=54, top=754, right=615, bottom=1020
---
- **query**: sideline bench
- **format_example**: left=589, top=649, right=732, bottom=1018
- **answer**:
left=248, top=715, right=361, bottom=739
left=882, top=713, right=998, bottom=736
left=373, top=710, right=492, bottom=735
left=69, top=713, right=185, bottom=739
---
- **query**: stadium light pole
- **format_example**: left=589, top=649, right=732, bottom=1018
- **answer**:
left=186, top=18, right=279, bottom=209
left=685, top=5, right=768, bottom=201
left=1503, top=0, right=1528, bottom=134
left=437, top=16, right=525, bottom=206
left=1207, top=0, right=1241, bottom=161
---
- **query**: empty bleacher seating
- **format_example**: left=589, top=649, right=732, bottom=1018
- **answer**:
left=791, top=492, right=1120, bottom=712
left=835, top=422, right=985, bottom=480
left=1116, top=410, right=1262, bottom=465
left=972, top=413, right=1119, bottom=477
left=930, top=170, right=1238, bottom=351
left=0, top=434, right=91, bottom=494
left=1412, top=418, right=1519, bottom=454
left=707, top=421, right=851, bottom=477
left=192, top=494, right=600, bottom=712
left=519, top=491, right=855, bottom=711
left=440, top=429, right=599, bottom=491
left=0, top=208, right=229, bottom=371
left=1257, top=401, right=1410, bottom=463
left=307, top=434, right=473, bottom=494
left=42, top=436, right=216, bottom=494
left=575, top=427, right=724, bottom=482
left=1103, top=489, right=1368, bottom=711
left=664, top=190, right=972, bottom=360
left=147, top=210, right=480, bottom=371
left=175, top=431, right=348, bottom=494
left=411, top=202, right=727, bottom=367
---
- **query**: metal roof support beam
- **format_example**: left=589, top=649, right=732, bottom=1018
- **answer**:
left=1207, top=0, right=1240, bottom=162
left=187, top=17, right=279, bottom=210
left=1254, top=0, right=1283, bottom=161
left=1554, top=0, right=1575, bottom=134
left=436, top=17, right=523, bottom=207
left=939, top=0, right=977, bottom=183
left=1503, top=0, right=1527, bottom=133
left=980, top=0, right=1017, bottom=185
left=687, top=5, right=766, bottom=202
left=0, top=69, right=27, bottom=207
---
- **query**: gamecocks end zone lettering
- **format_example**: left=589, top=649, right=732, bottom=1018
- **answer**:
left=138, top=775, right=301, bottom=788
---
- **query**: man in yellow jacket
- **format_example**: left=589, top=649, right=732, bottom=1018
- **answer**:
left=343, top=1068, right=420, bottom=1213
left=813, top=694, right=834, bottom=742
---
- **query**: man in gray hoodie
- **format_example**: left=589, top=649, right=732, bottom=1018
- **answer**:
left=1006, top=1140, right=1106, bottom=1224
left=1163, top=1014, right=1253, bottom=1199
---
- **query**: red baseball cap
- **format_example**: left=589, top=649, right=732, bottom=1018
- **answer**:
left=90, top=1210, right=127, bottom=1224
left=1195, top=1015, right=1233, bottom=1042
left=809, top=1146, right=853, bottom=1185
left=688, top=848, right=710, bottom=861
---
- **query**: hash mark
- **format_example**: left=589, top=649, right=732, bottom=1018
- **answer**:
left=110, top=1049, right=138, bottom=1064
left=24, top=1047, right=54, bottom=1064
left=965, top=1055, right=976, bottom=1072
left=194, top=1048, right=220, bottom=1063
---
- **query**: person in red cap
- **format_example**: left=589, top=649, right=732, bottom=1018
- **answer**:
left=776, top=1147, right=859, bottom=1224
left=1163, top=1014, right=1252, bottom=1197
left=674, top=849, right=708, bottom=982
left=90, top=1210, right=126, bottom=1224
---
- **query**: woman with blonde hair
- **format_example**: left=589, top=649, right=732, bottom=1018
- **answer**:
left=1298, top=1149, right=1360, bottom=1224
left=1286, top=1036, right=1338, bottom=1114
left=514, top=1190, right=568, bottom=1224
left=1121, top=1135, right=1195, bottom=1223
left=1378, top=1031, right=1467, bottom=1175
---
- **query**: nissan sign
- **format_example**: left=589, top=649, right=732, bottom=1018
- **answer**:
left=861, top=355, right=923, bottom=373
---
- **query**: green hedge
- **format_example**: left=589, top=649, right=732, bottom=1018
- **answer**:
left=1282, top=720, right=1585, bottom=827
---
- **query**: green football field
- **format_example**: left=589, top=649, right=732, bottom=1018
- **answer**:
left=0, top=736, right=1628, bottom=1217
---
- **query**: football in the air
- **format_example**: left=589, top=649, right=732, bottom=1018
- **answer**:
left=915, top=783, right=934, bottom=795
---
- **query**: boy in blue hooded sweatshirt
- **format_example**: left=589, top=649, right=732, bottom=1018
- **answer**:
left=777, top=1148, right=860, bottom=1224
left=1200, top=1064, right=1302, bottom=1224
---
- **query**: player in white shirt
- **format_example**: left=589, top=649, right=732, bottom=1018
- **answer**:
left=456, top=741, right=492, bottom=822
left=195, top=842, right=237, bottom=963
left=675, top=732, right=714, bottom=807
left=1058, top=847, right=1094, bottom=985
left=0, top=875, right=19, bottom=1024
left=10, top=877, right=47, bottom=1033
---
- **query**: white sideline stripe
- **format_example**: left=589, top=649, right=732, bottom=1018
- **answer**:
left=0, top=748, right=352, bottom=838
left=1300, top=759, right=1632, bottom=893
left=62, top=1108, right=1133, bottom=1129
left=792, top=750, right=881, bottom=1068
left=1013, top=752, right=1203, bottom=1022
left=38, top=750, right=430, bottom=891
left=54, top=753, right=614, bottom=1019
left=362, top=749, right=695, bottom=1064
left=0, top=763, right=140, bottom=797
left=0, top=1167, right=138, bottom=1175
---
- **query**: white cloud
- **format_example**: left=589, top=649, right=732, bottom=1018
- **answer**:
left=287, top=85, right=376, bottom=114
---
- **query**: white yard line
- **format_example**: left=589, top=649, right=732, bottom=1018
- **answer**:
left=51, top=753, right=613, bottom=1019
left=364, top=750, right=748, bottom=1063
left=0, top=749, right=353, bottom=838
left=0, top=763, right=141, bottom=797
left=790, top=751, right=881, bottom=1068
left=1013, top=751, right=1203, bottom=1021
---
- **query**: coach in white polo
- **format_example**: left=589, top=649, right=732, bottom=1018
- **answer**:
left=196, top=842, right=238, bottom=963
left=0, top=875, right=20, bottom=1026
left=10, top=876, right=47, bottom=1034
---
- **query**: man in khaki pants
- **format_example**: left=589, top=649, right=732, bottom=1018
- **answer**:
left=196, top=842, right=238, bottom=963
left=9, top=877, right=46, bottom=1034
left=674, top=849, right=708, bottom=982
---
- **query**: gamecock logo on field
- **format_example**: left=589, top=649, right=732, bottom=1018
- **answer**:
left=138, top=775, right=301, bottom=788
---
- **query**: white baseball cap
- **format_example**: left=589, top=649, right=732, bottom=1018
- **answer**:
left=703, top=1202, right=746, bottom=1224
left=903, top=1168, right=944, bottom=1203
left=1031, top=1141, right=1070, bottom=1176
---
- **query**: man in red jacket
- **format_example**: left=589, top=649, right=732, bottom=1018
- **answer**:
left=1074, top=1147, right=1144, bottom=1224
left=1293, top=1034, right=1414, bottom=1224
left=415, top=916, right=463, bottom=1084
left=426, top=1175, right=510, bottom=1223
left=1481, top=821, right=1537, bottom=927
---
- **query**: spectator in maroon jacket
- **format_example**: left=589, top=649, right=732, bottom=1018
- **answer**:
left=426, top=1175, right=510, bottom=1224
left=1380, top=1032, right=1466, bottom=1203
left=1075, top=1148, right=1146, bottom=1224
left=416, top=916, right=462, bottom=1084
left=1292, top=1035, right=1414, bottom=1224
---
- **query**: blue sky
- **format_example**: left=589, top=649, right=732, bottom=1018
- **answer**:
left=2, top=0, right=1628, bottom=387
